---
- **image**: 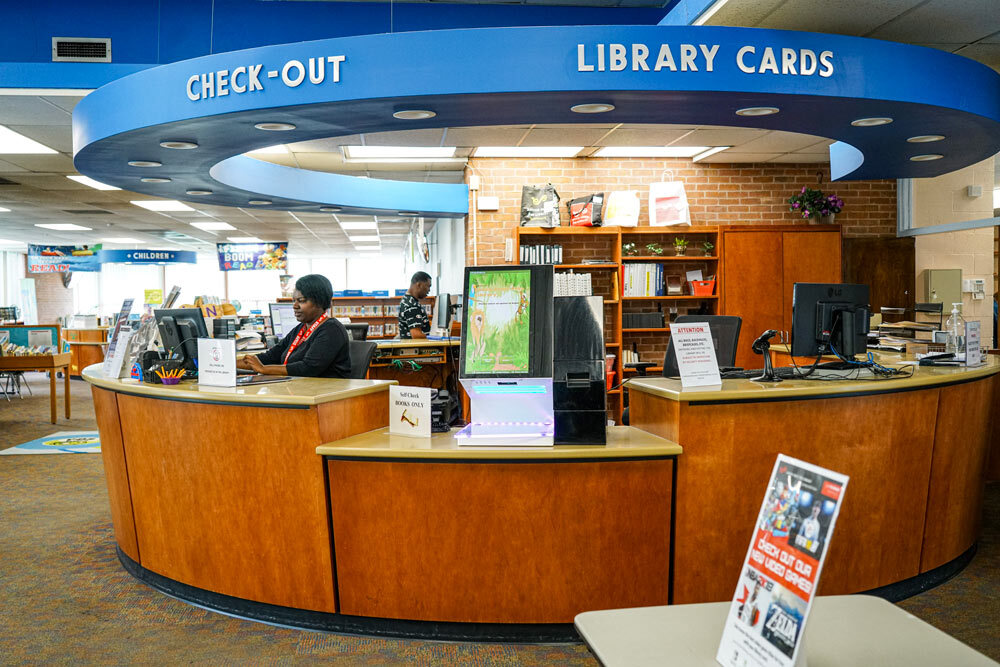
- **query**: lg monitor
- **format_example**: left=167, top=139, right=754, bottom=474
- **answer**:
left=459, top=265, right=553, bottom=379
left=791, top=283, right=871, bottom=359
left=269, top=303, right=297, bottom=338
left=154, top=308, right=210, bottom=371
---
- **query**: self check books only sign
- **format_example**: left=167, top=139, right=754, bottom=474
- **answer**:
left=717, top=455, right=849, bottom=667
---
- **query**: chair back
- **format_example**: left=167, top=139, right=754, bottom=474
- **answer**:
left=348, top=340, right=378, bottom=379
left=344, top=323, right=369, bottom=341
left=662, top=315, right=742, bottom=377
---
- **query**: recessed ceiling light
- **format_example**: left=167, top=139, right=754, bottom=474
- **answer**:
left=344, top=146, right=456, bottom=160
left=227, top=236, right=264, bottom=243
left=907, top=135, right=946, bottom=143
left=130, top=199, right=195, bottom=212
left=735, top=107, right=779, bottom=116
left=0, top=125, right=58, bottom=154
left=474, top=146, right=583, bottom=158
left=159, top=140, right=199, bottom=149
left=570, top=103, right=615, bottom=114
left=247, top=144, right=288, bottom=155
left=398, top=211, right=421, bottom=216
left=910, top=154, right=944, bottom=161
left=248, top=199, right=272, bottom=205
left=35, top=223, right=92, bottom=231
left=128, top=160, right=162, bottom=167
left=186, top=189, right=212, bottom=196
left=254, top=122, right=296, bottom=131
left=594, top=146, right=710, bottom=158
left=103, top=237, right=141, bottom=243
left=190, top=221, right=237, bottom=231
left=392, top=110, right=436, bottom=120
left=319, top=206, right=342, bottom=213
left=692, top=146, right=732, bottom=162
left=140, top=177, right=172, bottom=183
left=67, top=175, right=121, bottom=191
left=851, top=117, right=893, bottom=127
left=340, top=221, right=378, bottom=230
left=349, top=235, right=381, bottom=242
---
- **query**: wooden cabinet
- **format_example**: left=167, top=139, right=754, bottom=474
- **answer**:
left=64, top=328, right=108, bottom=376
left=720, top=226, right=842, bottom=368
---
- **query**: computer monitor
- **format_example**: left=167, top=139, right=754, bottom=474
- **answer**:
left=433, top=293, right=452, bottom=334
left=154, top=308, right=210, bottom=371
left=459, top=265, right=553, bottom=379
left=791, top=283, right=871, bottom=359
left=268, top=303, right=297, bottom=338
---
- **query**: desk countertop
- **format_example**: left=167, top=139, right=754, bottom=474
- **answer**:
left=316, top=425, right=681, bottom=460
left=82, top=364, right=395, bottom=406
left=375, top=338, right=460, bottom=349
left=628, top=354, right=999, bottom=403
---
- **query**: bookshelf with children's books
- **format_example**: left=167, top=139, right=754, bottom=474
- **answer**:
left=329, top=295, right=435, bottom=340
left=514, top=225, right=721, bottom=423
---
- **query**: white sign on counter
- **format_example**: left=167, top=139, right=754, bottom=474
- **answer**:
left=965, top=321, right=982, bottom=366
left=670, top=322, right=722, bottom=387
left=197, top=337, right=236, bottom=387
left=390, top=385, right=431, bottom=437
left=103, top=327, right=133, bottom=379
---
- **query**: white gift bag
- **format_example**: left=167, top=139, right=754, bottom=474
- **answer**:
left=603, top=190, right=641, bottom=227
left=649, top=173, right=691, bottom=226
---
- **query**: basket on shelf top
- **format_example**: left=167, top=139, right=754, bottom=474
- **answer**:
left=788, top=186, right=844, bottom=224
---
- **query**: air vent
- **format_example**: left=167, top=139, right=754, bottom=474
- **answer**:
left=63, top=209, right=112, bottom=215
left=52, top=37, right=111, bottom=63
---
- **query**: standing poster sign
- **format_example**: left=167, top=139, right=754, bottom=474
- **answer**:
left=102, top=299, right=134, bottom=376
left=197, top=338, right=236, bottom=387
left=717, top=455, right=849, bottom=667
left=670, top=322, right=722, bottom=387
left=965, top=321, right=982, bottom=366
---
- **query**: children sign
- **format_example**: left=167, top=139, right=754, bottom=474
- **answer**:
left=717, top=455, right=848, bottom=667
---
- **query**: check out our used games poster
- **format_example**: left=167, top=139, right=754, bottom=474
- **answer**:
left=717, top=455, right=848, bottom=667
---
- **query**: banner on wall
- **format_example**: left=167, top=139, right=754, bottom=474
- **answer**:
left=217, top=243, right=288, bottom=271
left=27, top=244, right=102, bottom=273
left=98, top=249, right=196, bottom=265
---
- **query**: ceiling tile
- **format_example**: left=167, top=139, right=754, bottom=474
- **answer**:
left=519, top=127, right=611, bottom=146
left=0, top=96, right=73, bottom=125
left=0, top=154, right=75, bottom=171
left=672, top=128, right=769, bottom=145
left=360, top=128, right=447, bottom=146
left=767, top=153, right=831, bottom=163
left=733, top=130, right=831, bottom=153
left=696, top=152, right=782, bottom=163
left=758, top=0, right=925, bottom=34
left=597, top=128, right=696, bottom=146
left=868, top=0, right=1000, bottom=45
left=7, top=125, right=74, bottom=153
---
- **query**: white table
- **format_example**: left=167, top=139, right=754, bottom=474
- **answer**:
left=575, top=595, right=997, bottom=666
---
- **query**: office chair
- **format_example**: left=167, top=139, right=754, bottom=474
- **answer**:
left=348, top=340, right=378, bottom=379
left=344, top=323, right=369, bottom=341
left=662, top=315, right=742, bottom=377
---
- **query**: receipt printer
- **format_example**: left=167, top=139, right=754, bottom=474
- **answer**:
left=553, top=296, right=607, bottom=445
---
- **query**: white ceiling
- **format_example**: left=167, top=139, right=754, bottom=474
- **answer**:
left=0, top=0, right=997, bottom=255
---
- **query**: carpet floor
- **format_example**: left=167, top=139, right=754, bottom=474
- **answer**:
left=1, top=373, right=997, bottom=664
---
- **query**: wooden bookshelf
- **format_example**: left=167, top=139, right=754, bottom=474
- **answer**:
left=330, top=294, right=435, bottom=340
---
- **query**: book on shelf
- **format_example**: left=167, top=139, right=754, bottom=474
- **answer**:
left=520, top=243, right=563, bottom=265
left=623, top=263, right=666, bottom=297
left=554, top=271, right=593, bottom=297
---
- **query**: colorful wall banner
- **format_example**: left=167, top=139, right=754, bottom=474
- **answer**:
left=217, top=242, right=288, bottom=271
left=97, top=249, right=196, bottom=264
left=27, top=244, right=103, bottom=273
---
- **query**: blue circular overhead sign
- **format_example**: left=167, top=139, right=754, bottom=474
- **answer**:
left=72, top=26, right=1000, bottom=216
left=98, top=249, right=197, bottom=265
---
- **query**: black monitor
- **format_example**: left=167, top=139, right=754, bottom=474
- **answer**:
left=155, top=308, right=210, bottom=371
left=791, top=283, right=871, bottom=359
left=434, top=293, right=452, bottom=331
left=459, top=265, right=553, bottom=378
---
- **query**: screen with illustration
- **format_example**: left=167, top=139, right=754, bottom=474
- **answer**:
left=462, top=269, right=533, bottom=375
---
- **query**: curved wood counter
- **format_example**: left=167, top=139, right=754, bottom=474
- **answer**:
left=627, top=358, right=999, bottom=605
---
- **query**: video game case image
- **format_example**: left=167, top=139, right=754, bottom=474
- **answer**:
left=761, top=586, right=807, bottom=658
left=759, top=462, right=841, bottom=563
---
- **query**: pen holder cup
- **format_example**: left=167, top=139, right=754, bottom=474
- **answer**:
left=159, top=377, right=182, bottom=385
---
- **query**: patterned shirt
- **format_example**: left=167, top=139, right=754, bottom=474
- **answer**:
left=398, top=294, right=429, bottom=338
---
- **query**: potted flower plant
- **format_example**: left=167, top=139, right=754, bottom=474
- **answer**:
left=646, top=242, right=664, bottom=256
left=701, top=241, right=714, bottom=256
left=673, top=237, right=689, bottom=256
left=788, top=187, right=844, bottom=224
left=622, top=242, right=639, bottom=257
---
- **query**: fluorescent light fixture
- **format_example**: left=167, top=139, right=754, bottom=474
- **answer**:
left=190, top=221, right=237, bottom=231
left=594, top=146, right=709, bottom=158
left=851, top=117, right=893, bottom=127
left=907, top=135, right=945, bottom=143
left=339, top=221, right=378, bottom=230
left=343, top=146, right=456, bottom=160
left=692, top=146, right=732, bottom=162
left=0, top=207, right=9, bottom=212
left=254, top=122, right=296, bottom=131
left=103, top=237, right=141, bottom=243
left=35, top=223, right=92, bottom=231
left=67, top=175, right=121, bottom=191
left=474, top=146, right=583, bottom=158
left=247, top=145, right=288, bottom=155
left=910, top=154, right=943, bottom=161
left=227, top=236, right=263, bottom=243
left=570, top=103, right=615, bottom=114
left=735, top=107, right=779, bottom=116
left=693, top=0, right=732, bottom=25
left=0, top=125, right=57, bottom=154
left=127, top=160, right=162, bottom=167
left=392, top=109, right=436, bottom=120
left=349, top=235, right=381, bottom=242
left=248, top=200, right=272, bottom=205
left=131, top=200, right=195, bottom=212
left=159, top=140, right=198, bottom=149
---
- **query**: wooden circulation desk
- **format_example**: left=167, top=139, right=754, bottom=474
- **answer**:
left=83, top=364, right=678, bottom=639
left=626, top=357, right=999, bottom=605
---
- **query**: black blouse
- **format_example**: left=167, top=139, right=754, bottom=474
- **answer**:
left=255, top=318, right=351, bottom=378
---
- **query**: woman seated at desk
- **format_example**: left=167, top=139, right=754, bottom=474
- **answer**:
left=237, top=274, right=351, bottom=378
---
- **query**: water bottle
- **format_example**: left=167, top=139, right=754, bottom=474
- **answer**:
left=944, top=303, right=966, bottom=355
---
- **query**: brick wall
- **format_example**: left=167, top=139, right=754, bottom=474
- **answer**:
left=466, top=158, right=896, bottom=265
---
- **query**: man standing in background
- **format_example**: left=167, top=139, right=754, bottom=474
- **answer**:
left=399, top=271, right=431, bottom=339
